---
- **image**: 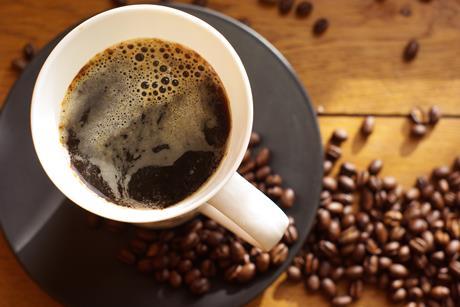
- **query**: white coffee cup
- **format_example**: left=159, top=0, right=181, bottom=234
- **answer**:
left=31, top=4, right=288, bottom=251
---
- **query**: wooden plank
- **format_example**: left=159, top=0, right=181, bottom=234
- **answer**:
left=1, top=0, right=460, bottom=114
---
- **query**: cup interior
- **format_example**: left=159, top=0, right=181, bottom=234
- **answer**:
left=31, top=5, right=252, bottom=223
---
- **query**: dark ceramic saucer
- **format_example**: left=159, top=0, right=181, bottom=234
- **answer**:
left=0, top=4, right=322, bottom=307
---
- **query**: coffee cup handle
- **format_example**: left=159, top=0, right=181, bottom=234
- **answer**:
left=198, top=173, right=289, bottom=251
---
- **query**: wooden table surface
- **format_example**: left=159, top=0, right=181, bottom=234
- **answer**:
left=1, top=0, right=460, bottom=306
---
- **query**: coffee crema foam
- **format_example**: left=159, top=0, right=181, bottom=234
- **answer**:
left=59, top=38, right=231, bottom=209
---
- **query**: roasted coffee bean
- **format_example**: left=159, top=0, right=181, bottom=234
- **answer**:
left=339, top=226, right=360, bottom=245
left=390, top=227, right=406, bottom=242
left=430, top=286, right=450, bottom=299
left=331, top=266, right=344, bottom=281
left=206, top=231, right=224, bottom=246
left=365, top=255, right=379, bottom=275
left=367, top=176, right=382, bottom=192
left=331, top=295, right=352, bottom=306
left=321, top=278, right=337, bottom=298
left=403, top=39, right=419, bottom=62
left=200, top=259, right=216, bottom=278
left=168, top=270, right=182, bottom=288
left=433, top=166, right=450, bottom=179
left=190, top=277, right=210, bottom=295
left=313, top=18, right=329, bottom=36
left=382, top=176, right=397, bottom=190
left=326, top=144, right=342, bottom=161
left=398, top=245, right=411, bottom=262
left=129, top=238, right=147, bottom=255
left=345, top=265, right=364, bottom=279
left=306, top=274, right=320, bottom=291
left=361, top=116, right=375, bottom=137
left=266, top=174, right=282, bottom=186
left=411, top=124, right=427, bottom=138
left=409, top=107, right=424, bottom=125
left=155, top=268, right=170, bottom=283
left=224, top=264, right=242, bottom=282
left=281, top=188, right=296, bottom=208
left=242, top=149, right=251, bottom=163
left=375, top=222, right=389, bottom=244
left=286, top=265, right=302, bottom=281
left=270, top=243, right=288, bottom=266
left=324, top=160, right=333, bottom=175
left=392, top=288, right=407, bottom=302
left=177, top=259, right=193, bottom=274
left=390, top=263, right=409, bottom=278
left=445, top=239, right=460, bottom=257
left=23, top=42, right=36, bottom=60
left=341, top=213, right=356, bottom=228
left=409, top=218, right=428, bottom=234
left=318, top=261, right=332, bottom=278
left=237, top=262, right=256, bottom=283
left=255, top=252, right=270, bottom=273
left=255, top=148, right=270, bottom=166
left=340, top=162, right=357, bottom=177
left=230, top=241, right=246, bottom=263
left=117, top=249, right=136, bottom=265
left=368, top=159, right=383, bottom=175
left=278, top=0, right=294, bottom=14
left=357, top=170, right=370, bottom=188
left=323, top=176, right=338, bottom=191
left=338, top=176, right=356, bottom=192
left=319, top=240, right=338, bottom=259
left=304, top=253, right=318, bottom=274
left=267, top=186, right=283, bottom=199
left=283, top=224, right=298, bottom=245
left=181, top=232, right=200, bottom=251
left=318, top=209, right=332, bottom=229
left=296, top=1, right=313, bottom=17
left=249, top=132, right=261, bottom=147
left=349, top=280, right=363, bottom=299
left=379, top=256, right=392, bottom=270
left=331, top=129, right=348, bottom=145
left=238, top=160, right=255, bottom=174
left=255, top=166, right=271, bottom=180
left=384, top=210, right=403, bottom=226
left=409, top=237, right=428, bottom=254
left=449, top=260, right=460, bottom=277
left=428, top=105, right=441, bottom=125
left=184, top=269, right=201, bottom=285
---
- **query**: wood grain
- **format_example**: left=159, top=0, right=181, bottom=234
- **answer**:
left=1, top=0, right=460, bottom=306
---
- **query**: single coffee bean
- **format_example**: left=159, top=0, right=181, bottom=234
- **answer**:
left=237, top=262, right=256, bottom=283
left=367, top=176, right=382, bottom=192
left=286, top=265, right=302, bottom=281
left=409, top=107, right=424, bottom=125
left=296, top=1, right=313, bottom=17
left=321, top=278, right=337, bottom=298
left=384, top=210, right=403, bottom=227
left=368, top=159, right=383, bottom=175
left=375, top=222, right=389, bottom=244
left=341, top=213, right=356, bottom=228
left=349, top=280, right=363, bottom=299
left=230, top=241, right=246, bottom=263
left=449, top=260, right=460, bottom=277
left=242, top=149, right=251, bottom=163
left=190, top=277, right=210, bottom=295
left=154, top=268, right=170, bottom=283
left=177, top=259, right=193, bottom=273
left=411, top=124, right=427, bottom=138
left=331, top=266, right=344, bottom=281
left=255, top=147, right=270, bottom=166
left=129, top=238, right=147, bottom=255
left=331, top=295, right=352, bottom=306
left=338, top=176, right=356, bottom=192
left=256, top=166, right=271, bottom=180
left=313, top=18, right=329, bottom=36
left=409, top=218, right=428, bottom=234
left=283, top=224, right=298, bottom=245
left=319, top=261, right=332, bottom=278
left=360, top=188, right=374, bottom=211
left=249, top=132, right=261, bottom=147
left=345, top=265, right=364, bottom=279
left=265, top=174, right=282, bottom=186
left=267, top=186, right=283, bottom=199
left=325, top=144, right=342, bottom=162
left=244, top=172, right=255, bottom=182
left=390, top=263, right=409, bottom=278
left=224, top=264, right=242, bottom=282
left=430, top=286, right=450, bottom=300
left=445, top=239, right=460, bottom=257
left=306, top=274, right=320, bottom=291
left=398, top=245, right=411, bottom=262
left=23, top=42, right=36, bottom=60
left=361, top=116, right=375, bottom=137
left=382, top=176, right=397, bottom=190
left=184, top=268, right=201, bottom=285
left=324, top=160, right=333, bottom=175
left=318, top=209, right=332, bottom=229
left=238, top=160, right=256, bottom=174
left=117, top=249, right=136, bottom=265
left=392, top=288, right=407, bottom=302
left=428, top=105, right=441, bottom=125
left=378, top=256, right=392, bottom=270
left=331, top=129, right=348, bottom=145
left=409, top=237, right=427, bottom=254
left=339, top=226, right=360, bottom=245
left=432, top=166, right=450, bottom=179
left=181, top=232, right=200, bottom=251
left=323, top=177, right=338, bottom=191
left=319, top=240, right=338, bottom=259
left=256, top=252, right=270, bottom=273
left=403, top=39, right=419, bottom=62
left=340, top=162, right=357, bottom=177
left=200, top=259, right=216, bottom=278
left=270, top=243, right=288, bottom=266
left=167, top=270, right=182, bottom=288
left=278, top=0, right=294, bottom=14
left=280, top=188, right=296, bottom=208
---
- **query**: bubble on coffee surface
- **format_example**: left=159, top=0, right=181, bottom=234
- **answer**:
left=60, top=38, right=231, bottom=209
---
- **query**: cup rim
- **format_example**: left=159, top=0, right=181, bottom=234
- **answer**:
left=30, top=4, right=253, bottom=223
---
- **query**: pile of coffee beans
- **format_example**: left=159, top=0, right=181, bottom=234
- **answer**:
left=409, top=106, right=441, bottom=138
left=11, top=42, right=36, bottom=72
left=286, top=127, right=460, bottom=306
left=87, top=132, right=298, bottom=295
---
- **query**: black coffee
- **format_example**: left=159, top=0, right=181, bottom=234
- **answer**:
left=59, top=38, right=231, bottom=209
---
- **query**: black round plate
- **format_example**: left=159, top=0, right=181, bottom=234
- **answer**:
left=0, top=4, right=322, bottom=307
